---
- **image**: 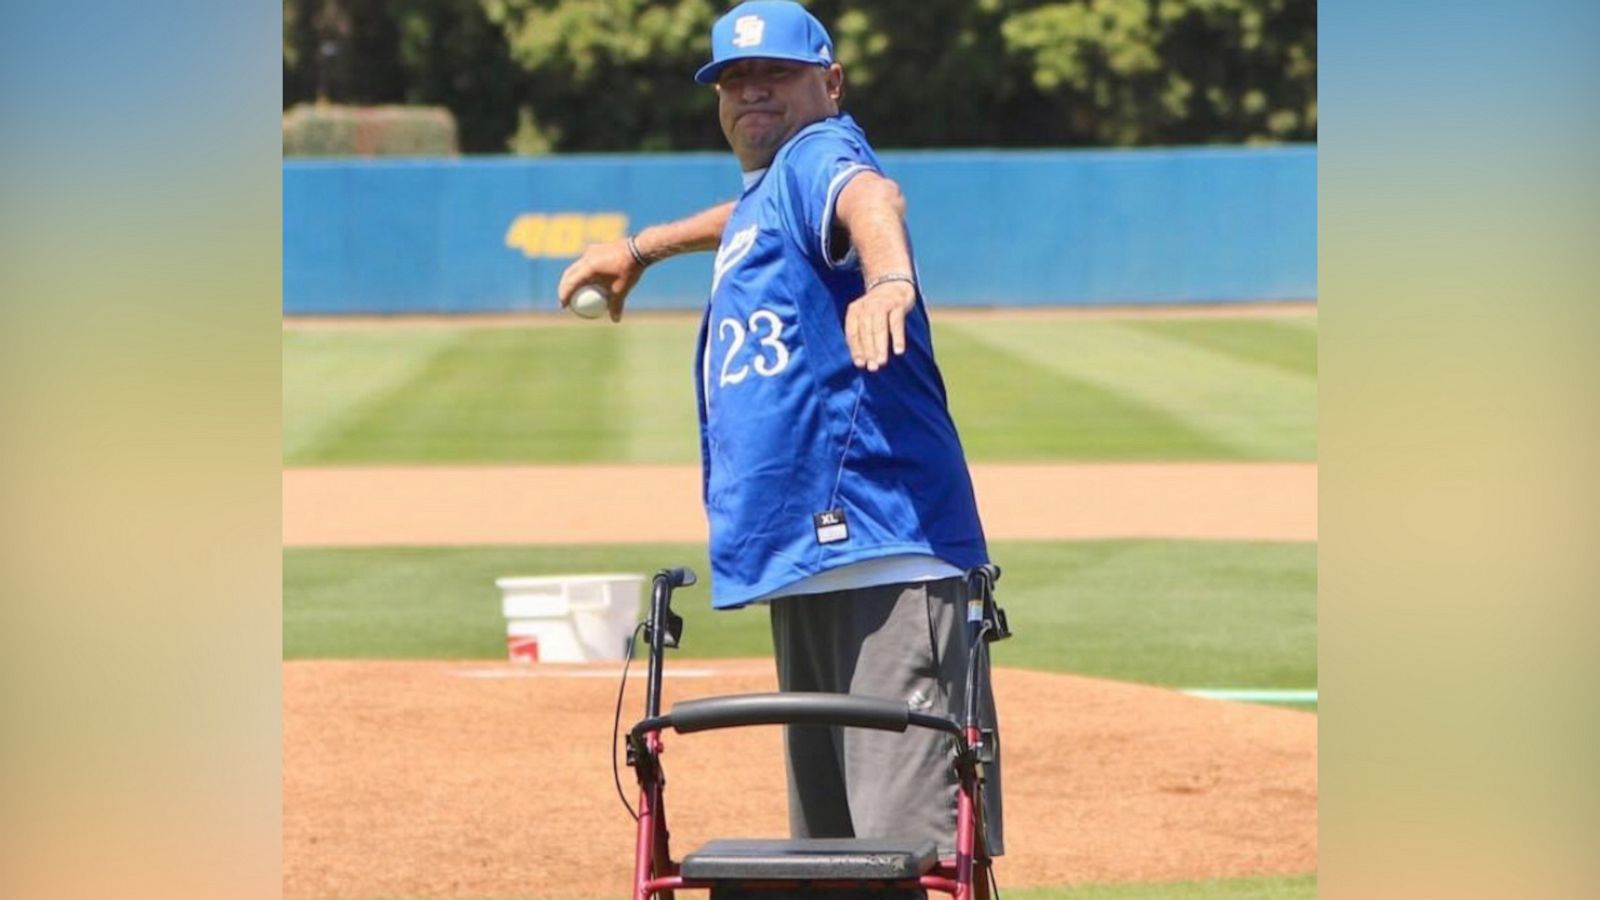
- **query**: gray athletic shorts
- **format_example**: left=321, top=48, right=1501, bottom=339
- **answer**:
left=768, top=576, right=1004, bottom=858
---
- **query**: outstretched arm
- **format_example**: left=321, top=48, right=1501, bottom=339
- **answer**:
left=557, top=201, right=735, bottom=322
left=833, top=171, right=916, bottom=371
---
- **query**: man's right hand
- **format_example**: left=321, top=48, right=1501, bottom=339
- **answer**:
left=556, top=202, right=734, bottom=321
left=557, top=239, right=642, bottom=323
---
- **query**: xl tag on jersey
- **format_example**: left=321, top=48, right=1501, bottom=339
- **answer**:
left=813, top=508, right=849, bottom=544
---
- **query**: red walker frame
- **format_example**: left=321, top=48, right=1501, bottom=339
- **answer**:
left=623, top=565, right=1008, bottom=900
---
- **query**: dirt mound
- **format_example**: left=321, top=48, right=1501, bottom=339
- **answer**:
left=284, top=660, right=1315, bottom=898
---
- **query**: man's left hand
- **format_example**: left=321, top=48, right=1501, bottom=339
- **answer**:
left=844, top=279, right=916, bottom=372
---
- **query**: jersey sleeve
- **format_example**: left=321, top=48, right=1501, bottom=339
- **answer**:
left=777, top=128, right=879, bottom=270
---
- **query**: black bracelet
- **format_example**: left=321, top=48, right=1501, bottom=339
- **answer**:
left=866, top=273, right=915, bottom=291
left=626, top=234, right=653, bottom=269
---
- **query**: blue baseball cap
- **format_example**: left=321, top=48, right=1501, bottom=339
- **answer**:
left=694, top=1, right=835, bottom=85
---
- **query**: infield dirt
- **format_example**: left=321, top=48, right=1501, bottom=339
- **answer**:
left=284, top=660, right=1315, bottom=899
left=283, top=462, right=1316, bottom=546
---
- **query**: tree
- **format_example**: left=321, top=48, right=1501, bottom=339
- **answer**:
left=1000, top=0, right=1316, bottom=145
left=392, top=0, right=523, bottom=153
left=285, top=0, right=1316, bottom=152
left=284, top=0, right=522, bottom=153
left=482, top=0, right=724, bottom=151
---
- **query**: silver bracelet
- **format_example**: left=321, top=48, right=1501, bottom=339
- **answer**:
left=866, top=273, right=915, bottom=291
left=626, top=234, right=654, bottom=268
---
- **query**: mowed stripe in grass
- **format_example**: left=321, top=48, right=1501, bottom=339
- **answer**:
left=284, top=540, right=1315, bottom=692
left=934, top=326, right=1239, bottom=459
left=283, top=542, right=732, bottom=660
left=616, top=320, right=704, bottom=461
left=1125, top=316, right=1317, bottom=379
left=283, top=313, right=1315, bottom=465
left=995, top=541, right=1316, bottom=688
left=942, top=317, right=1315, bottom=460
left=282, top=328, right=459, bottom=461
left=284, top=322, right=702, bottom=465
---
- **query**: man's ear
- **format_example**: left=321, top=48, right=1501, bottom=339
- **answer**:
left=827, top=63, right=845, bottom=103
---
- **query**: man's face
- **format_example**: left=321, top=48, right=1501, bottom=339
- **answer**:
left=715, top=58, right=843, bottom=170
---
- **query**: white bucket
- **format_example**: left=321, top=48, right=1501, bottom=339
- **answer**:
left=495, top=573, right=645, bottom=663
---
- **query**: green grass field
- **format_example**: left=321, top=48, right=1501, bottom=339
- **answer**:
left=283, top=310, right=1318, bottom=894
left=284, top=539, right=1315, bottom=693
left=284, top=313, right=1315, bottom=465
left=284, top=311, right=1318, bottom=691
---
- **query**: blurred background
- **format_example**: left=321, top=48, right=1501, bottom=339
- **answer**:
left=282, top=0, right=1316, bottom=314
left=283, top=0, right=1315, bottom=155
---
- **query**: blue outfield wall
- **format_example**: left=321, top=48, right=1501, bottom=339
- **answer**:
left=283, top=146, right=1315, bottom=314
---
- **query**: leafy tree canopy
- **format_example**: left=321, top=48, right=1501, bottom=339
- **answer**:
left=285, top=0, right=1315, bottom=153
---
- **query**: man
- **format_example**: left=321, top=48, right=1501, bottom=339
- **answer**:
left=558, top=0, right=1001, bottom=859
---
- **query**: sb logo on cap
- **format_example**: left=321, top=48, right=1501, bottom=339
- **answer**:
left=732, top=15, right=765, bottom=48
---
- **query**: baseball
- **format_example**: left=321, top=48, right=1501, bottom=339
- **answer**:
left=570, top=283, right=610, bottom=319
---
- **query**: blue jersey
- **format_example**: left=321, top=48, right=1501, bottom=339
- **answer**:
left=694, top=114, right=988, bottom=609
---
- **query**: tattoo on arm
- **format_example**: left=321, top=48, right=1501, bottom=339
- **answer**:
left=633, top=201, right=736, bottom=262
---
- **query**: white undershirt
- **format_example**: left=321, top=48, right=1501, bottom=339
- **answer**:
left=748, top=554, right=963, bottom=604
left=741, top=166, right=769, bottom=190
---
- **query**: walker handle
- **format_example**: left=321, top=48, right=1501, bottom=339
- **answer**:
left=631, top=692, right=965, bottom=751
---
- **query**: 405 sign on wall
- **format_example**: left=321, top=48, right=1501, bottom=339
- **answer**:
left=505, top=212, right=628, bottom=258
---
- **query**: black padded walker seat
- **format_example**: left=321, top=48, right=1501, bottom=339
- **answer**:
left=681, top=838, right=939, bottom=881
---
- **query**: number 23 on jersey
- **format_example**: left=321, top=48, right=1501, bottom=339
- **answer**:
left=715, top=308, right=791, bottom=387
